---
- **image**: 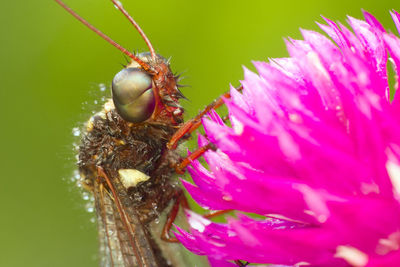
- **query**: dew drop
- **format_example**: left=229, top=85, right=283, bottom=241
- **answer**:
left=208, top=239, right=226, bottom=248
left=82, top=192, right=90, bottom=201
left=72, top=127, right=81, bottom=137
left=227, top=230, right=237, bottom=237
left=289, top=113, right=302, bottom=123
left=233, top=119, right=244, bottom=135
left=85, top=202, right=94, bottom=213
left=71, top=170, right=80, bottom=182
left=317, top=214, right=327, bottom=223
left=113, top=0, right=123, bottom=9
left=99, top=83, right=106, bottom=92
left=72, top=142, right=79, bottom=151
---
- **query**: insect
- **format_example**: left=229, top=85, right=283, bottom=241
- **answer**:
left=55, top=0, right=238, bottom=266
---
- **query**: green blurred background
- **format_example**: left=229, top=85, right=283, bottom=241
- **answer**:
left=0, top=0, right=398, bottom=266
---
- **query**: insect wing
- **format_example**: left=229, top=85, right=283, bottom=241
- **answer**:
left=93, top=176, right=209, bottom=267
left=93, top=178, right=156, bottom=267
left=94, top=181, right=131, bottom=266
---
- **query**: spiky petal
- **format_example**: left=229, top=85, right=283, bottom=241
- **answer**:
left=177, top=10, right=400, bottom=266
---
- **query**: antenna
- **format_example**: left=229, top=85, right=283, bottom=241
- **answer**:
left=54, top=0, right=154, bottom=72
left=110, top=0, right=156, bottom=60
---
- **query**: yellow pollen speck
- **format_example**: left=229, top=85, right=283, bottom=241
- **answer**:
left=86, top=118, right=94, bottom=132
left=116, top=139, right=125, bottom=145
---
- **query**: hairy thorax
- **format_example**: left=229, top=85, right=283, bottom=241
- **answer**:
left=78, top=100, right=181, bottom=223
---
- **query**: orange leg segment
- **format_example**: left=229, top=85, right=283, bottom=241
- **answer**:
left=164, top=86, right=244, bottom=261
left=161, top=190, right=189, bottom=243
left=167, top=86, right=243, bottom=150
left=203, top=209, right=233, bottom=219
left=161, top=190, right=233, bottom=243
left=174, top=143, right=216, bottom=174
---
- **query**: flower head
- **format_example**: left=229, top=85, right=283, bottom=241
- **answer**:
left=176, top=10, right=400, bottom=266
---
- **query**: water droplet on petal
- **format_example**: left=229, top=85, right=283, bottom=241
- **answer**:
left=227, top=230, right=237, bottom=237
left=208, top=238, right=227, bottom=247
left=222, top=194, right=232, bottom=201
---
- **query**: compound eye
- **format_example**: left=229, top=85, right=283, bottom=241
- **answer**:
left=112, top=68, right=155, bottom=123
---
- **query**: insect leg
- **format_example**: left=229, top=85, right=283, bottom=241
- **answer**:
left=174, top=143, right=216, bottom=174
left=96, top=166, right=144, bottom=266
left=167, top=85, right=243, bottom=150
left=203, top=209, right=233, bottom=219
left=161, top=189, right=189, bottom=243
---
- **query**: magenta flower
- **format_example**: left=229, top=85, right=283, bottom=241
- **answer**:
left=175, top=11, right=400, bottom=266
